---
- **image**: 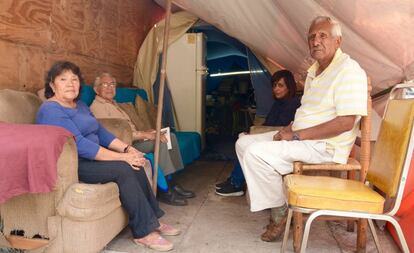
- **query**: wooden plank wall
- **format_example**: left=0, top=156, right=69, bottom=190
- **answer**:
left=0, top=0, right=165, bottom=92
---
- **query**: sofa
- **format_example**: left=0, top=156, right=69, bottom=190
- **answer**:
left=79, top=84, right=202, bottom=167
left=0, top=89, right=151, bottom=253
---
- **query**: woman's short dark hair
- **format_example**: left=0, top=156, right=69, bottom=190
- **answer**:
left=271, top=69, right=297, bottom=98
left=44, top=61, right=84, bottom=99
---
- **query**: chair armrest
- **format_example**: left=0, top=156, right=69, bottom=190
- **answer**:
left=249, top=125, right=283, bottom=134
left=54, top=138, right=79, bottom=200
left=98, top=118, right=133, bottom=145
left=0, top=137, right=79, bottom=240
left=293, top=159, right=361, bottom=178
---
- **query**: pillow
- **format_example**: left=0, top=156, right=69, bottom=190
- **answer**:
left=0, top=89, right=42, bottom=124
left=39, top=85, right=95, bottom=106
left=135, top=95, right=157, bottom=129
left=37, top=88, right=46, bottom=101
left=81, top=85, right=148, bottom=106
left=79, top=84, right=96, bottom=106
left=136, top=89, right=148, bottom=101
left=118, top=102, right=148, bottom=131
left=114, top=87, right=138, bottom=104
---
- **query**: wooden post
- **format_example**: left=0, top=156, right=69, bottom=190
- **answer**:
left=152, top=0, right=172, bottom=194
left=357, top=218, right=368, bottom=253
left=293, top=212, right=303, bottom=253
left=355, top=78, right=372, bottom=252
left=360, top=78, right=372, bottom=183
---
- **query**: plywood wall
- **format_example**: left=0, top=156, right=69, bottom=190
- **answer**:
left=0, top=0, right=165, bottom=92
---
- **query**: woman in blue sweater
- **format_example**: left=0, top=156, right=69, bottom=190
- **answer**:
left=37, top=61, right=177, bottom=251
left=216, top=70, right=301, bottom=196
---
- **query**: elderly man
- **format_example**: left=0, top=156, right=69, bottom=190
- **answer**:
left=236, top=16, right=367, bottom=242
left=90, top=73, right=195, bottom=206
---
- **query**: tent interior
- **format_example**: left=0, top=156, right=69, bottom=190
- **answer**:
left=136, top=1, right=414, bottom=252
left=192, top=25, right=253, bottom=155
left=154, top=0, right=414, bottom=113
left=146, top=0, right=414, bottom=158
left=1, top=0, right=414, bottom=252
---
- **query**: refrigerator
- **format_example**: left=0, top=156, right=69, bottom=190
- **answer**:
left=166, top=33, right=207, bottom=147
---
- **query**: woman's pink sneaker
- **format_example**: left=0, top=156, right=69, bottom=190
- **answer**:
left=157, top=223, right=181, bottom=236
left=134, top=232, right=173, bottom=252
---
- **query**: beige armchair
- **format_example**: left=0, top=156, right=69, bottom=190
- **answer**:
left=0, top=89, right=150, bottom=253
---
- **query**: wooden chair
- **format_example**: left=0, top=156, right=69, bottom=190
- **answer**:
left=281, top=83, right=414, bottom=253
left=292, top=78, right=372, bottom=178
left=289, top=79, right=372, bottom=253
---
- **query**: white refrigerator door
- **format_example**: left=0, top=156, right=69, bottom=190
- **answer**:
left=166, top=33, right=206, bottom=146
left=195, top=33, right=207, bottom=147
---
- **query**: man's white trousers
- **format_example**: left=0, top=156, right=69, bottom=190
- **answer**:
left=235, top=131, right=334, bottom=212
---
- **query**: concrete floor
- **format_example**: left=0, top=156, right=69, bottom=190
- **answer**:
left=102, top=159, right=401, bottom=253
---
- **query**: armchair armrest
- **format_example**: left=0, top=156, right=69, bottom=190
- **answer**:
left=98, top=118, right=133, bottom=145
left=0, top=137, right=78, bottom=241
left=55, top=138, right=79, bottom=200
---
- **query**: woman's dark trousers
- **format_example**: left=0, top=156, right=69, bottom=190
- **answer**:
left=78, top=158, right=164, bottom=238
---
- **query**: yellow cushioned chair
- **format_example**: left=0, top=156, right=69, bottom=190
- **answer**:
left=281, top=83, right=414, bottom=253
left=292, top=78, right=372, bottom=179
left=290, top=79, right=372, bottom=252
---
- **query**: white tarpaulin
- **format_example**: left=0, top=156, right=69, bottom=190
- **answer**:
left=134, top=11, right=198, bottom=102
left=155, top=0, right=414, bottom=96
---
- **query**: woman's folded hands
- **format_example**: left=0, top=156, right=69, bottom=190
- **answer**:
left=123, top=146, right=146, bottom=169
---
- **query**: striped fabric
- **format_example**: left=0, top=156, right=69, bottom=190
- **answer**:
left=292, top=49, right=367, bottom=163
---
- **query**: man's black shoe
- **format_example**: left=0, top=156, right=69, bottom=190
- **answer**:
left=215, top=183, right=244, bottom=197
left=157, top=190, right=187, bottom=206
left=172, top=184, right=196, bottom=198
left=215, top=177, right=232, bottom=190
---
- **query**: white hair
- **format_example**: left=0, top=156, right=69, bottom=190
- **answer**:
left=94, top=72, right=116, bottom=87
left=310, top=16, right=342, bottom=37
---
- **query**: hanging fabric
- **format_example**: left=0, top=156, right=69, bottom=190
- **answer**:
left=133, top=11, right=198, bottom=103
left=246, top=48, right=274, bottom=117
left=153, top=54, right=175, bottom=129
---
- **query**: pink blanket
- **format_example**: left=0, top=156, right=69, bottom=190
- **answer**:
left=0, top=122, right=73, bottom=204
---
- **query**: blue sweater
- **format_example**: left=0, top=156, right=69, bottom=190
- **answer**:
left=263, top=96, right=301, bottom=127
left=36, top=101, right=115, bottom=160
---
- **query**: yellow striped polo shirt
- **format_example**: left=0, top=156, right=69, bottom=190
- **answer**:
left=292, top=48, right=367, bottom=164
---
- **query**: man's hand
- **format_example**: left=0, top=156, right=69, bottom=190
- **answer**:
left=141, top=129, right=168, bottom=143
left=273, top=131, right=281, bottom=141
left=279, top=127, right=294, bottom=141
left=273, top=123, right=294, bottom=141
left=273, top=115, right=356, bottom=142
left=289, top=115, right=356, bottom=141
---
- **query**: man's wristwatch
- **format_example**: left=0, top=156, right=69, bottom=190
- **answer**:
left=292, top=132, right=301, bottom=141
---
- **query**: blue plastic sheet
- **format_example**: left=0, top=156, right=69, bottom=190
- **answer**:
left=246, top=48, right=274, bottom=117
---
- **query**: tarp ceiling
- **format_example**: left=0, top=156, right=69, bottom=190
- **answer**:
left=198, top=27, right=247, bottom=61
left=154, top=0, right=414, bottom=95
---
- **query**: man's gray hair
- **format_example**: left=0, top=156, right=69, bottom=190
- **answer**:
left=94, top=72, right=116, bottom=87
left=310, top=16, right=342, bottom=37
